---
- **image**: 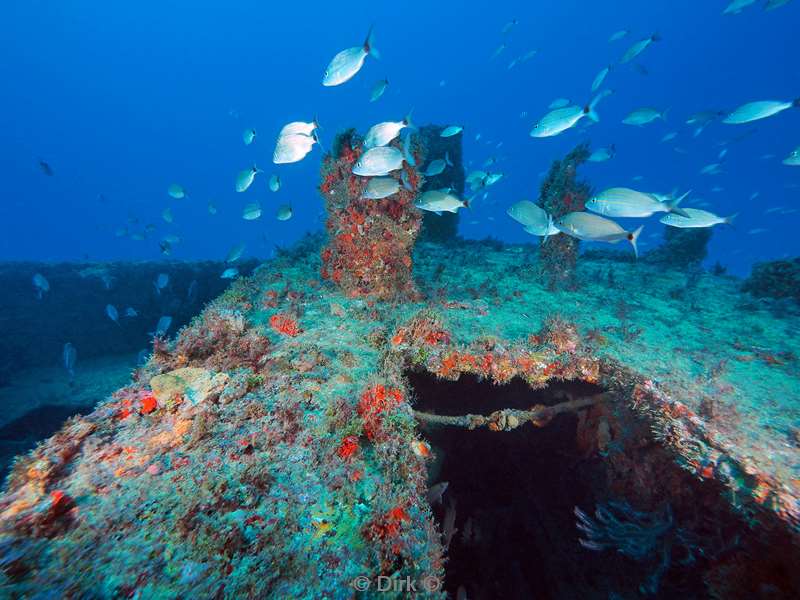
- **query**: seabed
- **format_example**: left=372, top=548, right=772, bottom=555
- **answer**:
left=0, top=233, right=798, bottom=599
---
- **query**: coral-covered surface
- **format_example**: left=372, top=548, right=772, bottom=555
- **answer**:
left=0, top=237, right=799, bottom=597
left=742, top=257, right=800, bottom=303
left=319, top=130, right=423, bottom=300
left=537, top=143, right=592, bottom=290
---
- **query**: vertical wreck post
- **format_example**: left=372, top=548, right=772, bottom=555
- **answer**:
left=318, top=130, right=424, bottom=300
left=538, top=143, right=591, bottom=290
left=417, top=125, right=465, bottom=243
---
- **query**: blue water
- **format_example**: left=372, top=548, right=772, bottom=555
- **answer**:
left=1, top=0, right=798, bottom=275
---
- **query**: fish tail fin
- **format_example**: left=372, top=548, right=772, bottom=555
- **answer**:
left=312, top=129, right=327, bottom=154
left=463, top=197, right=473, bottom=210
left=628, top=225, right=644, bottom=259
left=365, top=26, right=380, bottom=59
left=651, top=32, right=662, bottom=42
left=445, top=151, right=453, bottom=167
left=587, top=89, right=613, bottom=122
left=542, top=214, right=555, bottom=244
left=667, top=190, right=691, bottom=217
left=724, top=213, right=738, bottom=225
left=404, top=108, right=417, bottom=130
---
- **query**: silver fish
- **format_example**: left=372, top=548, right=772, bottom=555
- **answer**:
left=226, top=242, right=246, bottom=263
left=124, top=307, right=138, bottom=317
left=154, top=273, right=169, bottom=294
left=278, top=120, right=318, bottom=137
left=609, top=29, right=629, bottom=42
left=426, top=481, right=448, bottom=505
left=235, top=165, right=260, bottom=192
left=362, top=177, right=400, bottom=199
left=555, top=212, right=643, bottom=257
left=549, top=97, right=570, bottom=109
left=352, top=146, right=404, bottom=176
left=591, top=65, right=611, bottom=93
left=440, top=125, right=463, bottom=137
left=221, top=267, right=239, bottom=279
left=415, top=190, right=469, bottom=214
left=620, top=33, right=660, bottom=63
left=506, top=200, right=557, bottom=237
left=501, top=19, right=518, bottom=34
left=153, top=316, right=172, bottom=337
left=724, top=0, right=757, bottom=14
left=700, top=163, right=723, bottom=175
left=106, top=304, right=119, bottom=324
left=364, top=114, right=413, bottom=148
left=765, top=0, right=793, bottom=10
left=424, top=152, right=453, bottom=176
left=167, top=184, right=186, bottom=199
left=242, top=202, right=262, bottom=220
left=370, top=78, right=389, bottom=102
left=783, top=146, right=800, bottom=166
left=490, top=43, right=506, bottom=60
left=63, top=343, right=76, bottom=378
left=162, top=207, right=173, bottom=223
left=322, top=26, right=378, bottom=86
left=531, top=90, right=612, bottom=138
left=242, top=128, right=256, bottom=145
left=586, top=188, right=689, bottom=218
left=208, top=202, right=217, bottom=215
left=273, top=132, right=317, bottom=164
left=622, top=107, right=667, bottom=126
left=276, top=204, right=293, bottom=221
left=269, top=174, right=281, bottom=192
left=723, top=99, right=799, bottom=124
left=660, top=208, right=737, bottom=228
left=32, top=273, right=49, bottom=299
left=588, top=146, right=615, bottom=162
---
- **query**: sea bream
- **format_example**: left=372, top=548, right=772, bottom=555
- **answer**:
left=352, top=146, right=404, bottom=176
left=362, top=176, right=400, bottom=200
left=586, top=188, right=690, bottom=218
left=622, top=107, right=667, bottom=126
left=620, top=33, right=660, bottom=63
left=273, top=132, right=318, bottom=164
left=424, top=152, right=453, bottom=176
left=530, top=90, right=612, bottom=138
left=370, top=78, right=389, bottom=102
left=554, top=212, right=643, bottom=257
left=660, top=208, right=737, bottom=228
left=783, top=146, right=800, bottom=166
left=364, top=113, right=413, bottom=148
left=415, top=189, right=469, bottom=214
left=506, top=200, right=558, bottom=237
left=278, top=120, right=318, bottom=137
left=235, top=165, right=261, bottom=192
left=723, top=99, right=799, bottom=124
left=322, top=26, right=379, bottom=87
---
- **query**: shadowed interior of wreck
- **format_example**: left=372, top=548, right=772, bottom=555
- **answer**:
left=407, top=371, right=745, bottom=600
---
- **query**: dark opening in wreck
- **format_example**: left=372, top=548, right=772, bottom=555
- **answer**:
left=406, top=371, right=800, bottom=599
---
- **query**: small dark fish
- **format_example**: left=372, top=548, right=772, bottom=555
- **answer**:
left=38, top=158, right=54, bottom=176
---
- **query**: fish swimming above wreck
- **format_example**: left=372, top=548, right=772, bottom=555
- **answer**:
left=1, top=2, right=800, bottom=599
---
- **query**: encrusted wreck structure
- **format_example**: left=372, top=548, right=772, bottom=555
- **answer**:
left=319, top=130, right=423, bottom=300
left=1, top=139, right=799, bottom=598
left=537, top=143, right=592, bottom=290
